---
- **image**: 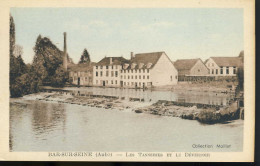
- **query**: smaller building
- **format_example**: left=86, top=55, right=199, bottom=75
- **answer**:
left=205, top=56, right=243, bottom=76
left=68, top=62, right=96, bottom=86
left=173, top=58, right=209, bottom=80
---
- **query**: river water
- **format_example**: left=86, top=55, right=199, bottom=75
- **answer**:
left=10, top=88, right=243, bottom=152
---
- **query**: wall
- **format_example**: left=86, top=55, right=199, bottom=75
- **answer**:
left=190, top=60, right=209, bottom=76
left=150, top=53, right=178, bottom=86
left=121, top=68, right=151, bottom=88
left=205, top=58, right=237, bottom=76
left=93, top=65, right=122, bottom=87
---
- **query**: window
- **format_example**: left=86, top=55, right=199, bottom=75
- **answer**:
left=124, top=70, right=126, bottom=73
left=96, top=66, right=98, bottom=69
left=96, top=72, right=98, bottom=77
left=212, top=69, right=214, bottom=74
left=143, top=75, right=145, bottom=79
left=124, top=75, right=126, bottom=79
left=147, top=76, right=149, bottom=79
left=115, top=71, right=118, bottom=77
left=96, top=80, right=98, bottom=84
left=139, top=69, right=141, bottom=73
left=106, top=66, right=108, bottom=69
left=220, top=67, right=223, bottom=74
left=139, top=76, right=141, bottom=79
left=131, top=70, right=133, bottom=73
left=116, top=65, right=118, bottom=69
left=147, top=69, right=149, bottom=73
left=132, top=82, right=134, bottom=86
left=128, top=76, right=130, bottom=79
left=127, top=82, right=129, bottom=86
left=139, top=82, right=141, bottom=86
left=115, top=80, right=117, bottom=84
left=85, top=77, right=88, bottom=81
left=106, top=71, right=109, bottom=76
left=135, top=70, right=137, bottom=73
left=128, top=70, right=129, bottom=73
left=111, top=80, right=113, bottom=84
left=112, top=65, right=113, bottom=69
left=100, top=71, right=103, bottom=76
left=226, top=67, right=229, bottom=74
left=131, top=76, right=133, bottom=79
left=171, top=76, right=172, bottom=81
left=143, top=69, right=145, bottom=73
left=124, top=82, right=126, bottom=85
left=121, top=76, right=123, bottom=79
left=198, top=69, right=201, bottom=72
left=111, top=71, right=114, bottom=77
left=106, top=80, right=108, bottom=84
left=135, top=76, right=137, bottom=79
left=175, top=76, right=178, bottom=79
left=121, top=70, right=122, bottom=73
left=233, top=67, right=236, bottom=74
left=216, top=69, right=218, bottom=74
left=100, top=66, right=103, bottom=69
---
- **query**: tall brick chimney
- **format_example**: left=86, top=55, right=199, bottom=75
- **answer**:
left=63, top=32, right=67, bottom=71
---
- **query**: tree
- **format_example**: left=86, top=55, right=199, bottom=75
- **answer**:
left=237, top=67, right=244, bottom=91
left=51, top=66, right=68, bottom=87
left=78, top=48, right=91, bottom=64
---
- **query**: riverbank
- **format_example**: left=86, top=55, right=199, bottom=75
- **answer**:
left=21, top=91, right=242, bottom=124
left=134, top=100, right=243, bottom=124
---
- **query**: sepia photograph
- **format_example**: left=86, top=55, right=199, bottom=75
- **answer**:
left=0, top=0, right=255, bottom=162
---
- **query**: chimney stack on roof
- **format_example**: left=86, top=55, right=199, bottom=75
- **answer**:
left=131, top=52, right=135, bottom=59
left=109, top=57, right=113, bottom=65
left=63, top=32, right=67, bottom=71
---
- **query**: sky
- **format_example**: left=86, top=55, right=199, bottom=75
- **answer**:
left=10, top=8, right=243, bottom=64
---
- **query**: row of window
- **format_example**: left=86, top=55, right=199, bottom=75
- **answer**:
left=121, top=69, right=149, bottom=74
left=73, top=76, right=92, bottom=82
left=96, top=65, right=119, bottom=70
left=121, top=75, right=150, bottom=80
left=211, top=67, right=236, bottom=75
left=70, top=71, right=92, bottom=77
left=96, top=71, right=118, bottom=77
left=96, top=80, right=118, bottom=85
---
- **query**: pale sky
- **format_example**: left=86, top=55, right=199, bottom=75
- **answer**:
left=10, top=8, right=243, bottom=64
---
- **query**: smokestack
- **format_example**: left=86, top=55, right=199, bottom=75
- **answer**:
left=63, top=32, right=67, bottom=71
left=131, top=52, right=134, bottom=59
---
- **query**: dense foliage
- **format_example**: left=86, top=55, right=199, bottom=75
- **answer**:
left=10, top=15, right=69, bottom=98
left=78, top=48, right=91, bottom=64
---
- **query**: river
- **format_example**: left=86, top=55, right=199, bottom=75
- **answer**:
left=10, top=88, right=243, bottom=152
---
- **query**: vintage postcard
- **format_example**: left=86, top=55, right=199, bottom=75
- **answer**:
left=0, top=0, right=255, bottom=162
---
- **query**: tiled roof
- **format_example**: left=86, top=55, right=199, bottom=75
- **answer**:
left=68, top=62, right=96, bottom=72
left=211, top=57, right=243, bottom=67
left=174, top=59, right=200, bottom=71
left=96, top=57, right=129, bottom=66
left=124, top=52, right=164, bottom=69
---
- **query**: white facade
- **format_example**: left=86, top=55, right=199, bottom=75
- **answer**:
left=150, top=53, right=178, bottom=86
left=93, top=64, right=122, bottom=87
left=205, top=58, right=237, bottom=76
left=121, top=53, right=178, bottom=87
left=121, top=68, right=151, bottom=88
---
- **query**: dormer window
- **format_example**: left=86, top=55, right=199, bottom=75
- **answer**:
left=139, top=63, right=144, bottom=69
left=147, top=63, right=152, bottom=69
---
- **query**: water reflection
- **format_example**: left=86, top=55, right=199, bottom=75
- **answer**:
left=10, top=98, right=243, bottom=152
left=64, top=87, right=230, bottom=105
